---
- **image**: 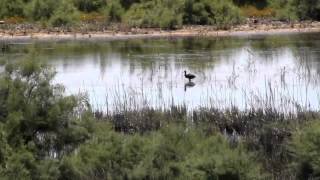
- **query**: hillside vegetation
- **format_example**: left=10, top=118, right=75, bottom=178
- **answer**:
left=0, top=0, right=319, bottom=29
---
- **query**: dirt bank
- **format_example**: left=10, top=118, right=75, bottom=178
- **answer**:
left=0, top=20, right=320, bottom=42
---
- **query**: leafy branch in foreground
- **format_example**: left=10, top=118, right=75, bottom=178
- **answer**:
left=0, top=57, right=94, bottom=179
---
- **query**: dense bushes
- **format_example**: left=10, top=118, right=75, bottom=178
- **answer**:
left=73, top=0, right=106, bottom=12
left=0, top=0, right=243, bottom=29
left=123, top=0, right=184, bottom=29
left=0, top=0, right=25, bottom=18
left=0, top=57, right=94, bottom=179
left=0, top=0, right=319, bottom=28
left=269, top=0, right=320, bottom=21
left=290, top=121, right=320, bottom=179
left=184, top=0, right=242, bottom=28
left=50, top=0, right=80, bottom=27
left=288, top=0, right=320, bottom=20
left=59, top=124, right=263, bottom=179
left=123, top=0, right=242, bottom=29
left=25, top=0, right=59, bottom=21
left=106, top=0, right=125, bottom=22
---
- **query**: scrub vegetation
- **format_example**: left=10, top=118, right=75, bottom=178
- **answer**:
left=0, top=0, right=319, bottom=29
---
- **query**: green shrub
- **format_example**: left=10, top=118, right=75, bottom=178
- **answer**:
left=268, top=0, right=297, bottom=21
left=290, top=120, right=320, bottom=179
left=288, top=0, right=320, bottom=20
left=132, top=125, right=196, bottom=179
left=50, top=0, right=80, bottom=27
left=0, top=56, right=94, bottom=179
left=1, top=147, right=35, bottom=180
left=233, top=0, right=269, bottom=9
left=184, top=0, right=243, bottom=29
left=25, top=0, right=59, bottom=21
left=62, top=123, right=264, bottom=179
left=124, top=0, right=183, bottom=29
left=59, top=122, right=137, bottom=179
left=73, top=0, right=106, bottom=12
left=184, top=134, right=263, bottom=179
left=120, top=0, right=141, bottom=9
left=269, top=0, right=320, bottom=21
left=105, top=0, right=125, bottom=22
left=0, top=0, right=25, bottom=18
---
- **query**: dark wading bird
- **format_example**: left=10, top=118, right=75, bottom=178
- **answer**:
left=184, top=70, right=196, bottom=82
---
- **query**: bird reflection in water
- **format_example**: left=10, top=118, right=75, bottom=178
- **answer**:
left=184, top=82, right=196, bottom=92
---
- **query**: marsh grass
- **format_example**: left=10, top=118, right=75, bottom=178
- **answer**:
left=96, top=92, right=320, bottom=177
left=87, top=51, right=320, bottom=178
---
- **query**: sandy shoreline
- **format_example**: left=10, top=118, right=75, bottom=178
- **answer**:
left=1, top=23, right=320, bottom=42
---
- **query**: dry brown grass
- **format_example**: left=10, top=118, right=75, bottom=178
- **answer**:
left=80, top=12, right=107, bottom=23
left=241, top=5, right=274, bottom=18
left=3, top=16, right=26, bottom=24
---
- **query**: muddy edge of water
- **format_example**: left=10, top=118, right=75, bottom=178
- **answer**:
left=0, top=21, right=320, bottom=42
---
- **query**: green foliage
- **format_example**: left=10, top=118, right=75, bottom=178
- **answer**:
left=184, top=0, right=243, bottom=28
left=25, top=0, right=79, bottom=26
left=0, top=0, right=25, bottom=18
left=105, top=0, right=125, bottom=22
left=269, top=0, right=320, bottom=21
left=124, top=0, right=184, bottom=29
left=268, top=0, right=297, bottom=20
left=0, top=56, right=94, bottom=179
left=290, top=120, right=320, bottom=179
left=61, top=123, right=263, bottom=179
left=2, top=147, right=35, bottom=180
left=73, top=0, right=106, bottom=12
left=49, top=0, right=80, bottom=27
left=233, top=0, right=269, bottom=9
left=0, top=0, right=319, bottom=27
left=120, top=0, right=141, bottom=9
left=185, top=135, right=263, bottom=179
left=288, top=0, right=320, bottom=20
left=25, top=0, right=59, bottom=21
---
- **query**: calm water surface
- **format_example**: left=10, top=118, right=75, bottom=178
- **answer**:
left=2, top=33, right=320, bottom=112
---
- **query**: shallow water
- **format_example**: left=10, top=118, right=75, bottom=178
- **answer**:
left=2, top=33, right=320, bottom=112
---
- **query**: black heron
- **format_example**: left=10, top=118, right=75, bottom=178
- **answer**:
left=184, top=70, right=196, bottom=82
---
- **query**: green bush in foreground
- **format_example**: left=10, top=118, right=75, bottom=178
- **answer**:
left=0, top=57, right=94, bottom=179
left=290, top=120, right=320, bottom=179
left=62, top=124, right=264, bottom=179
